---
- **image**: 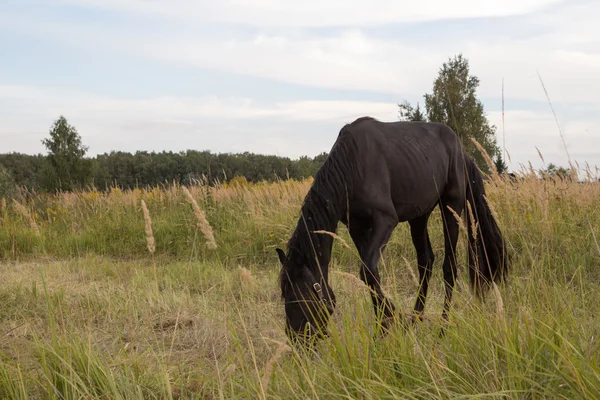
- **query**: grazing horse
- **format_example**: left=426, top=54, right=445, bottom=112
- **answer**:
left=276, top=117, right=509, bottom=344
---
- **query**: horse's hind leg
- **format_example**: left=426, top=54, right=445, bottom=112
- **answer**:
left=409, top=213, right=435, bottom=321
left=348, top=211, right=398, bottom=331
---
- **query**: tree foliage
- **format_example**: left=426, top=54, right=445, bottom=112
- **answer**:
left=0, top=150, right=328, bottom=191
left=41, top=116, right=91, bottom=192
left=539, top=163, right=573, bottom=181
left=0, top=165, right=17, bottom=200
left=398, top=101, right=426, bottom=122
left=0, top=153, right=45, bottom=191
left=400, top=54, right=503, bottom=174
left=494, top=153, right=509, bottom=175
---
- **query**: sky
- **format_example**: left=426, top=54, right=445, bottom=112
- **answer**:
left=0, top=0, right=599, bottom=175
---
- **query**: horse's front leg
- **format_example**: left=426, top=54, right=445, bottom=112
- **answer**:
left=349, top=211, right=399, bottom=333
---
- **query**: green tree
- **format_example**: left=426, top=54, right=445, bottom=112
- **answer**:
left=41, top=116, right=91, bottom=192
left=0, top=165, right=17, bottom=200
left=0, top=152, right=46, bottom=189
left=398, top=101, right=426, bottom=122
left=2, top=147, right=333, bottom=190
left=539, top=163, right=573, bottom=181
left=423, top=54, right=501, bottom=173
left=494, top=153, right=509, bottom=175
left=400, top=54, right=501, bottom=174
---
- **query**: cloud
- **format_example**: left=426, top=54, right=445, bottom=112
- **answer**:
left=465, top=42, right=600, bottom=104
left=0, top=83, right=398, bottom=158
left=0, top=84, right=397, bottom=121
left=56, top=0, right=562, bottom=27
left=487, top=109, right=600, bottom=171
left=0, top=11, right=440, bottom=96
left=5, top=1, right=599, bottom=106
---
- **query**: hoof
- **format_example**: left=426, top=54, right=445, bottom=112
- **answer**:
left=378, top=313, right=403, bottom=335
left=396, top=312, right=424, bottom=331
left=438, top=327, right=446, bottom=338
left=409, top=312, right=424, bottom=325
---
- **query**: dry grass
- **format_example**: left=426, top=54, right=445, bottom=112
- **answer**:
left=141, top=199, right=155, bottom=255
left=470, top=137, right=498, bottom=179
left=239, top=266, right=257, bottom=290
left=11, top=198, right=40, bottom=237
left=260, top=340, right=291, bottom=396
left=0, top=165, right=599, bottom=398
left=312, top=229, right=351, bottom=249
left=181, top=185, right=218, bottom=250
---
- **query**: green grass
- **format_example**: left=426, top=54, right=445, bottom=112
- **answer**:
left=0, top=175, right=599, bottom=398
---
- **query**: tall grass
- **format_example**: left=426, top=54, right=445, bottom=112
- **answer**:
left=0, top=168, right=599, bottom=398
left=0, top=179, right=308, bottom=262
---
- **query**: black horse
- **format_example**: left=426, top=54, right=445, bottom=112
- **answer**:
left=276, top=117, right=509, bottom=344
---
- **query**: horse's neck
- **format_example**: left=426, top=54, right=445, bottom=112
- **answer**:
left=290, top=198, right=339, bottom=279
left=287, top=137, right=355, bottom=279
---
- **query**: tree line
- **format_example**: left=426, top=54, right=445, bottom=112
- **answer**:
left=3, top=53, right=580, bottom=198
left=0, top=143, right=328, bottom=193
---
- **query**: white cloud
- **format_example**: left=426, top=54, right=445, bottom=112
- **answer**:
left=0, top=84, right=397, bottom=121
left=487, top=110, right=600, bottom=171
left=117, top=29, right=600, bottom=105
left=0, top=84, right=399, bottom=158
left=6, top=1, right=599, bottom=105
left=465, top=41, right=600, bottom=104
left=56, top=0, right=561, bottom=27
left=137, top=31, right=444, bottom=96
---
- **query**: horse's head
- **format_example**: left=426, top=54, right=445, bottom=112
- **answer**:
left=276, top=248, right=336, bottom=345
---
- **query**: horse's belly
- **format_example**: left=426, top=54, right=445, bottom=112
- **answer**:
left=392, top=197, right=439, bottom=221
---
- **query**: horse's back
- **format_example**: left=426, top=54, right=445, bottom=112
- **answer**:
left=343, top=118, right=465, bottom=221
left=345, top=118, right=459, bottom=149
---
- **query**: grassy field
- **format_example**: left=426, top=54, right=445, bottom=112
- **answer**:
left=1, top=170, right=600, bottom=399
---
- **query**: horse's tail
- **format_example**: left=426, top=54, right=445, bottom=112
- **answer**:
left=464, top=154, right=509, bottom=298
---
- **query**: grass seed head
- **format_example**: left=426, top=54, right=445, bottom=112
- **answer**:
left=181, top=185, right=218, bottom=249
left=12, top=199, right=40, bottom=237
left=141, top=199, right=155, bottom=255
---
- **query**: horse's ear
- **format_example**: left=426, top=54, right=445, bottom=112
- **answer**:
left=275, top=248, right=286, bottom=265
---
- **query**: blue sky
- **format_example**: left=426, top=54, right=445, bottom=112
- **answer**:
left=1, top=0, right=599, bottom=174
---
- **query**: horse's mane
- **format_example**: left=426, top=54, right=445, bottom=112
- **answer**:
left=279, top=120, right=364, bottom=298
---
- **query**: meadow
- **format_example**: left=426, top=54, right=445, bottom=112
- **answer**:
left=1, top=167, right=600, bottom=399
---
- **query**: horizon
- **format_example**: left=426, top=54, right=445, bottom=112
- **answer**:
left=1, top=0, right=598, bottom=174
